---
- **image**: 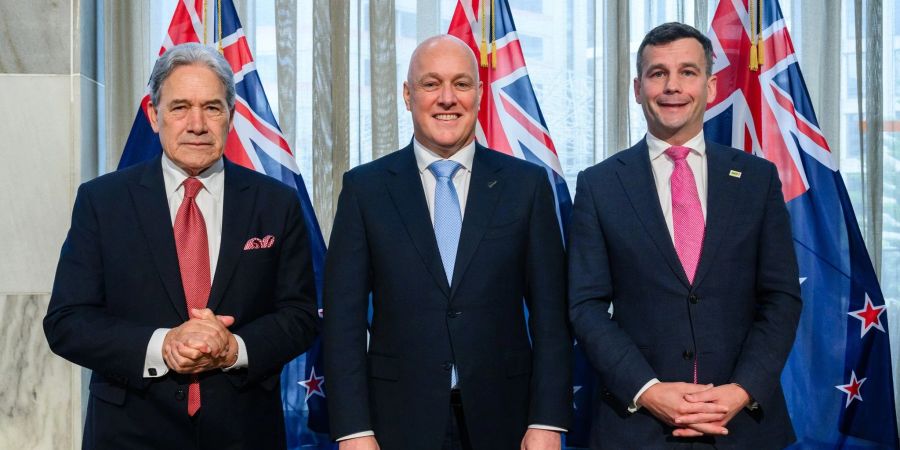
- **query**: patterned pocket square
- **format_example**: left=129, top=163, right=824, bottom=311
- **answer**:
left=243, top=235, right=275, bottom=250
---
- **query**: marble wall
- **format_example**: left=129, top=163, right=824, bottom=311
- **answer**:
left=0, top=295, right=81, bottom=450
left=0, top=1, right=99, bottom=449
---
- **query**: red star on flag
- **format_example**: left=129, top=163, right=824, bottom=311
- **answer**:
left=835, top=370, right=867, bottom=408
left=848, top=294, right=887, bottom=338
left=298, top=366, right=325, bottom=402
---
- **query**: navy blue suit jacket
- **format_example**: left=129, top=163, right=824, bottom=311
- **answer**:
left=44, top=156, right=319, bottom=450
left=568, top=140, right=801, bottom=449
left=323, top=144, right=572, bottom=450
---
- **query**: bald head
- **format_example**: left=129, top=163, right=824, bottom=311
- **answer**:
left=407, top=35, right=480, bottom=85
left=403, top=34, right=483, bottom=158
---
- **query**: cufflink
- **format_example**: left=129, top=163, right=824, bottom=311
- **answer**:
left=148, top=368, right=157, bottom=376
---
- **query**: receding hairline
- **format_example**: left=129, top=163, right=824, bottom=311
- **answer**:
left=406, top=34, right=479, bottom=84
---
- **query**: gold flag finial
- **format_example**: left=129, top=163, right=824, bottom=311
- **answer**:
left=749, top=0, right=759, bottom=71
left=479, top=0, right=488, bottom=67
left=202, top=0, right=208, bottom=44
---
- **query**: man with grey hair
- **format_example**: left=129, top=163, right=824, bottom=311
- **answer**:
left=44, top=42, right=319, bottom=449
left=323, top=35, right=571, bottom=450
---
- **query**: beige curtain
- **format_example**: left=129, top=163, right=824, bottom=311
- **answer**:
left=275, top=0, right=297, bottom=153
left=603, top=0, right=631, bottom=156
left=797, top=0, right=842, bottom=164
left=312, top=0, right=350, bottom=242
left=861, top=0, right=884, bottom=272
left=693, top=0, right=708, bottom=31
left=103, top=0, right=150, bottom=174
left=369, top=0, right=399, bottom=158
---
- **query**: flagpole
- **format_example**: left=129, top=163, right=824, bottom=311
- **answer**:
left=202, top=0, right=208, bottom=44
left=757, top=0, right=764, bottom=65
left=749, top=0, right=758, bottom=71
left=479, top=0, right=488, bottom=67
left=218, top=0, right=223, bottom=52
left=490, top=0, right=496, bottom=68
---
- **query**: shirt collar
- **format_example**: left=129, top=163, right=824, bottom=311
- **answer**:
left=647, top=130, right=707, bottom=161
left=161, top=152, right=225, bottom=199
left=413, top=139, right=476, bottom=175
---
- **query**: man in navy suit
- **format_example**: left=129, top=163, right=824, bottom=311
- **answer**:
left=568, top=23, right=801, bottom=448
left=323, top=35, right=571, bottom=450
left=44, top=43, right=319, bottom=449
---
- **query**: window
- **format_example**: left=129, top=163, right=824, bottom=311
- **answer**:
left=518, top=34, right=544, bottom=62
left=517, top=0, right=542, bottom=14
left=397, top=10, right=416, bottom=39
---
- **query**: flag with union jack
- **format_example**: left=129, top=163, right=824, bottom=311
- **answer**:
left=705, top=0, right=898, bottom=446
left=447, top=0, right=571, bottom=230
left=447, top=1, right=592, bottom=446
left=116, top=1, right=332, bottom=448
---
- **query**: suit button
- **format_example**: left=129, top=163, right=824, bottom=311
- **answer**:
left=442, top=361, right=453, bottom=371
left=175, top=388, right=185, bottom=401
left=447, top=309, right=461, bottom=318
left=683, top=350, right=695, bottom=360
left=688, top=294, right=699, bottom=304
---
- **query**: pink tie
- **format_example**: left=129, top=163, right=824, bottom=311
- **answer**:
left=173, top=177, right=210, bottom=416
left=666, top=146, right=705, bottom=284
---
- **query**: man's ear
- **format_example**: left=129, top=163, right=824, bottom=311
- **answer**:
left=706, top=74, right=718, bottom=106
left=402, top=81, right=412, bottom=111
left=633, top=77, right=642, bottom=104
left=147, top=102, right=160, bottom=132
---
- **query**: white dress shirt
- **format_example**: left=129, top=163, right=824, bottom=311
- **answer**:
left=647, top=131, right=708, bottom=240
left=338, top=140, right=563, bottom=441
left=414, top=139, right=476, bottom=223
left=630, top=130, right=708, bottom=412
left=143, top=154, right=248, bottom=378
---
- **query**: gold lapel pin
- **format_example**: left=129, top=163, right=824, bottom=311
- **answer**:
left=729, top=170, right=742, bottom=178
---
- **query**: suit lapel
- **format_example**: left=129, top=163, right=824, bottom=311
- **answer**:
left=385, top=146, right=451, bottom=296
left=207, top=159, right=255, bottom=311
left=130, top=156, right=189, bottom=321
left=450, top=145, right=503, bottom=296
left=615, top=140, right=690, bottom=287
left=692, top=142, right=741, bottom=288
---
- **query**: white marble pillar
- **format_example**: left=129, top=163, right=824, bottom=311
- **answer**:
left=0, top=1, right=100, bottom=449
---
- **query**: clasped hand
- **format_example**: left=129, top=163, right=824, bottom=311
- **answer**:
left=163, top=308, right=238, bottom=374
left=638, top=382, right=750, bottom=438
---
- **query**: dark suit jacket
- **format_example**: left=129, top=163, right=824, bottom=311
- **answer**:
left=323, top=144, right=572, bottom=450
left=568, top=140, right=802, bottom=449
left=44, top=156, right=319, bottom=450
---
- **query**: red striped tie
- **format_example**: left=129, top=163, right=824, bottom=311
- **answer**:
left=173, top=177, right=210, bottom=416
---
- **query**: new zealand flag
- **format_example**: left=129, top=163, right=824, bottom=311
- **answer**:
left=705, top=0, right=898, bottom=447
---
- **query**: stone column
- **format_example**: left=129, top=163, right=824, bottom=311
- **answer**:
left=0, top=1, right=102, bottom=448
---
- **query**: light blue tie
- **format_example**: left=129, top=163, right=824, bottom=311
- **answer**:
left=429, top=160, right=463, bottom=284
left=428, top=160, right=463, bottom=388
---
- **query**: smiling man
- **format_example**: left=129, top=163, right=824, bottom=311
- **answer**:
left=567, top=22, right=801, bottom=449
left=44, top=43, right=319, bottom=449
left=323, top=35, right=572, bottom=450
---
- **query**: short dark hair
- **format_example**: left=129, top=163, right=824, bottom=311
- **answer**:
left=636, top=22, right=714, bottom=77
